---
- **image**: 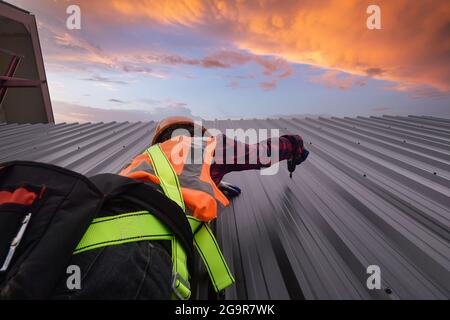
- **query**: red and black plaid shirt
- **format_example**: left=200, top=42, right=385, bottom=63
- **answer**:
left=210, top=134, right=298, bottom=185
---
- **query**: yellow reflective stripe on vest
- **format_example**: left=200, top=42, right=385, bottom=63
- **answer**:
left=74, top=211, right=173, bottom=254
left=146, top=144, right=185, bottom=212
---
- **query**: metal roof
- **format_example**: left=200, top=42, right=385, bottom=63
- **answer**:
left=0, top=115, right=449, bottom=300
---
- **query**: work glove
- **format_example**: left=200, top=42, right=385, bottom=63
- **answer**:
left=218, top=181, right=242, bottom=200
left=282, top=134, right=309, bottom=165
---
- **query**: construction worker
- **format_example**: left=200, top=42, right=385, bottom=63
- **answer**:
left=0, top=117, right=308, bottom=300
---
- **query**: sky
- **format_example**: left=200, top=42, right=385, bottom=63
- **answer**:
left=7, top=0, right=450, bottom=122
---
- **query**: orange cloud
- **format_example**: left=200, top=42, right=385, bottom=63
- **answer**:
left=310, top=70, right=362, bottom=90
left=25, top=0, right=450, bottom=94
left=260, top=80, right=277, bottom=91
left=99, top=0, right=449, bottom=93
left=43, top=18, right=292, bottom=88
left=153, top=50, right=292, bottom=88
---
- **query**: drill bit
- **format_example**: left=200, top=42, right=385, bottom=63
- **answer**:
left=288, top=158, right=296, bottom=179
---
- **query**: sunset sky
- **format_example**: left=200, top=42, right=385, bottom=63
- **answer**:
left=7, top=0, right=450, bottom=122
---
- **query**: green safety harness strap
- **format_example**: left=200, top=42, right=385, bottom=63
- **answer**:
left=147, top=144, right=234, bottom=297
left=74, top=211, right=173, bottom=254
left=192, top=220, right=235, bottom=292
left=146, top=144, right=185, bottom=212
left=75, top=144, right=234, bottom=300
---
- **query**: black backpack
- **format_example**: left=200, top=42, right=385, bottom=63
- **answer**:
left=0, top=161, right=104, bottom=299
left=0, top=161, right=193, bottom=299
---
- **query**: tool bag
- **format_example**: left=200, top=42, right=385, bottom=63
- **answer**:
left=0, top=161, right=104, bottom=299
left=0, top=161, right=194, bottom=299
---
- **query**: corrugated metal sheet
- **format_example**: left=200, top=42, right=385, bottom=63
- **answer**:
left=0, top=115, right=449, bottom=300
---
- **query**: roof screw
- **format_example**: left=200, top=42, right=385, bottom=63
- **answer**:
left=357, top=142, right=360, bottom=145
left=78, top=146, right=80, bottom=150
left=403, top=140, right=406, bottom=143
left=384, top=287, right=393, bottom=294
left=433, top=172, right=437, bottom=175
left=309, top=142, right=313, bottom=145
left=123, top=146, right=126, bottom=148
left=363, top=174, right=367, bottom=177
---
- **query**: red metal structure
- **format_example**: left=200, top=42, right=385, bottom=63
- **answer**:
left=0, top=51, right=43, bottom=105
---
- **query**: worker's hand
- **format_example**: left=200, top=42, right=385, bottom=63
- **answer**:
left=282, top=134, right=309, bottom=165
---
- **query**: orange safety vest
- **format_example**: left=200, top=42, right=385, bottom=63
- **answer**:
left=120, top=135, right=229, bottom=222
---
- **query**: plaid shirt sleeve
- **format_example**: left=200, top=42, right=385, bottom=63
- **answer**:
left=210, top=134, right=296, bottom=185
